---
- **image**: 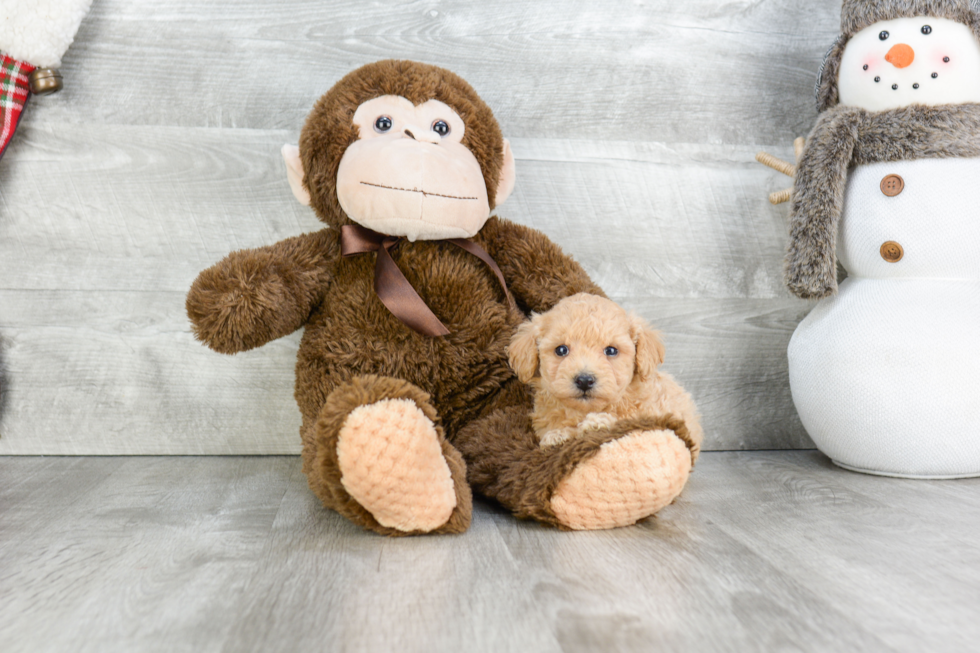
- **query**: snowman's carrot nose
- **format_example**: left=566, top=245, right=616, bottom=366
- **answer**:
left=885, top=44, right=915, bottom=68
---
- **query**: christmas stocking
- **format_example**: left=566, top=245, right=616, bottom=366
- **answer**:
left=0, top=0, right=93, bottom=160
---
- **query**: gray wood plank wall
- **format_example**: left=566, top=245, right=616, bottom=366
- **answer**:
left=0, top=0, right=839, bottom=454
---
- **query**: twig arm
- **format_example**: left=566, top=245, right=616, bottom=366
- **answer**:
left=757, top=137, right=806, bottom=205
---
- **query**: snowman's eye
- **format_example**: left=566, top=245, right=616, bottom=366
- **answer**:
left=879, top=31, right=890, bottom=41
left=922, top=25, right=932, bottom=35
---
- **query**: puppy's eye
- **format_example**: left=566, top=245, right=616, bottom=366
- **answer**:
left=604, top=346, right=619, bottom=357
left=374, top=116, right=393, bottom=132
left=555, top=345, right=569, bottom=357
left=432, top=120, right=450, bottom=136
left=879, top=30, right=890, bottom=41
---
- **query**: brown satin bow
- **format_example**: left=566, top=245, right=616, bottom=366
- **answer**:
left=341, top=224, right=513, bottom=337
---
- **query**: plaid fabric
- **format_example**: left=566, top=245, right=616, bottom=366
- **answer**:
left=0, top=53, right=36, bottom=161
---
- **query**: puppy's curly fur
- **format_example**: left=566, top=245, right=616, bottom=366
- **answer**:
left=507, top=294, right=702, bottom=462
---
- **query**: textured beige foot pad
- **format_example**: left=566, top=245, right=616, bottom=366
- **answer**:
left=551, top=429, right=692, bottom=531
left=336, top=399, right=456, bottom=533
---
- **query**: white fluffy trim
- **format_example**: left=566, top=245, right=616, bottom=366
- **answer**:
left=0, top=0, right=93, bottom=68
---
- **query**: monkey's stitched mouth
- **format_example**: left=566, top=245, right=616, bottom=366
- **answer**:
left=360, top=181, right=478, bottom=201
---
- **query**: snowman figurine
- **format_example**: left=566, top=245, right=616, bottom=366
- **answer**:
left=785, top=0, right=980, bottom=478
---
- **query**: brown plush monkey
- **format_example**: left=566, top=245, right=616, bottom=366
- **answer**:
left=187, top=60, right=696, bottom=534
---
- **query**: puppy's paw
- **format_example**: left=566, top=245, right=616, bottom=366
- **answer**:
left=550, top=428, right=692, bottom=530
left=539, top=427, right=577, bottom=447
left=578, top=412, right=619, bottom=433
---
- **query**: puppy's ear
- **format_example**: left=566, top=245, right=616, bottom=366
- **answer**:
left=508, top=317, right=541, bottom=384
left=630, top=313, right=665, bottom=381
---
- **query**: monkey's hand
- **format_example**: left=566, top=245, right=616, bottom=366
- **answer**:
left=186, top=231, right=335, bottom=354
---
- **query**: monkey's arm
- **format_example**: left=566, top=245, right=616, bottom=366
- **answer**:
left=786, top=106, right=862, bottom=299
left=478, top=217, right=605, bottom=314
left=186, top=230, right=338, bottom=354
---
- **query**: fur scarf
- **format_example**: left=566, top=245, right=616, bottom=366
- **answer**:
left=787, top=102, right=980, bottom=299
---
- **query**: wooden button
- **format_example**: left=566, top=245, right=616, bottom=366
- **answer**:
left=880, top=174, right=904, bottom=197
left=880, top=241, right=904, bottom=263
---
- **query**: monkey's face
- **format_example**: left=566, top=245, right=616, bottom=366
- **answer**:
left=290, top=61, right=516, bottom=234
left=336, top=95, right=491, bottom=241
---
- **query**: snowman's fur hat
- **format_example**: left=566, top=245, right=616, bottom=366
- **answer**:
left=816, top=0, right=980, bottom=111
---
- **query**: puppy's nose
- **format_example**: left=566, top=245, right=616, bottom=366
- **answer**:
left=574, top=374, right=596, bottom=392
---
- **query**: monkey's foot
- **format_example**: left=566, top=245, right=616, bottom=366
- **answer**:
left=551, top=429, right=692, bottom=531
left=336, top=398, right=456, bottom=533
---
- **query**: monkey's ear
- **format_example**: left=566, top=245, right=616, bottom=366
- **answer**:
left=494, top=138, right=516, bottom=207
left=281, top=144, right=311, bottom=206
left=507, top=316, right=540, bottom=384
left=630, top=313, right=665, bottom=382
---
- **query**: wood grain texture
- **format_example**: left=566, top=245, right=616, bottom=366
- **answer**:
left=0, top=125, right=802, bottom=298
left=30, top=0, right=838, bottom=142
left=690, top=453, right=980, bottom=653
left=0, top=291, right=811, bottom=454
left=0, top=457, right=298, bottom=653
left=2, top=452, right=978, bottom=653
left=0, top=0, right=828, bottom=454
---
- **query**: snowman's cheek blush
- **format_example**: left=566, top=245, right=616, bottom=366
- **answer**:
left=839, top=44, right=894, bottom=108
left=925, top=46, right=953, bottom=68
left=861, top=54, right=883, bottom=73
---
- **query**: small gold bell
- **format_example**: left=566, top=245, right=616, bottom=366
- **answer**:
left=28, top=69, right=63, bottom=95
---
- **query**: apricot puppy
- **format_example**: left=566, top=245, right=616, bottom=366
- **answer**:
left=508, top=293, right=702, bottom=458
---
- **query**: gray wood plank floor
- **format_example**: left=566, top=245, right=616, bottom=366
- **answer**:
left=2, top=452, right=978, bottom=653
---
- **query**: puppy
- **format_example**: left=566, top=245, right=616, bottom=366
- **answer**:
left=507, top=293, right=702, bottom=457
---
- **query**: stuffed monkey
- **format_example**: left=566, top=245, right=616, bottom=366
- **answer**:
left=187, top=60, right=697, bottom=533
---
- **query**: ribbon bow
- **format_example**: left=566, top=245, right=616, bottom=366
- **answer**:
left=341, top=224, right=513, bottom=337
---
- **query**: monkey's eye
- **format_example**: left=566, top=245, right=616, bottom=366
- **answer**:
left=374, top=116, right=393, bottom=133
left=879, top=30, right=890, bottom=41
left=432, top=120, right=450, bottom=137
left=922, top=25, right=932, bottom=35
left=604, top=347, right=619, bottom=357
left=555, top=345, right=569, bottom=357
